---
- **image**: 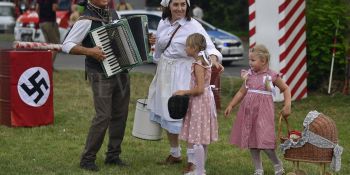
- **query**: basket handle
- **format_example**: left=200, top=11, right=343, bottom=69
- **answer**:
left=277, top=113, right=291, bottom=141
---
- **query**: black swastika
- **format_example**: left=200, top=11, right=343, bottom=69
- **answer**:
left=20, top=70, right=49, bottom=104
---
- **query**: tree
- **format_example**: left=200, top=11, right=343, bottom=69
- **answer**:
left=306, top=0, right=349, bottom=90
left=145, top=0, right=248, bottom=35
left=197, top=0, right=248, bottom=35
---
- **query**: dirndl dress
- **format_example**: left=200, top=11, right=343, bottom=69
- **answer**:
left=179, top=61, right=218, bottom=145
left=229, top=69, right=278, bottom=149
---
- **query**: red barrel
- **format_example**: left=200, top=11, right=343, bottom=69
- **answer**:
left=0, top=50, right=53, bottom=127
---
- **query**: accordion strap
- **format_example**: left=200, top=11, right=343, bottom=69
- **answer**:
left=78, top=16, right=109, bottom=23
left=163, top=24, right=181, bottom=53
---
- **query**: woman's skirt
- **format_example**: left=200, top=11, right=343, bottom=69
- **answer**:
left=147, top=55, right=193, bottom=134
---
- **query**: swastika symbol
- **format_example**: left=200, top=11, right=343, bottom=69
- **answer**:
left=20, top=70, right=49, bottom=104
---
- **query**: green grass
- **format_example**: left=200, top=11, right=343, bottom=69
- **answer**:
left=0, top=33, right=14, bottom=42
left=0, top=71, right=349, bottom=175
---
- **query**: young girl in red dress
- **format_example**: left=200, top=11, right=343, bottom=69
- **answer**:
left=224, top=44, right=291, bottom=175
left=174, top=33, right=218, bottom=175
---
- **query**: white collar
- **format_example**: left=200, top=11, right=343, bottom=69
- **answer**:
left=165, top=17, right=187, bottom=26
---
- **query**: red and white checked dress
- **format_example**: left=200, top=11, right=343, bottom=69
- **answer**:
left=230, top=69, right=279, bottom=149
left=180, top=61, right=218, bottom=145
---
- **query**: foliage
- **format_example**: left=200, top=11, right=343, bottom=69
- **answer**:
left=196, top=0, right=249, bottom=36
left=145, top=0, right=249, bottom=36
left=306, top=0, right=350, bottom=90
left=0, top=71, right=349, bottom=174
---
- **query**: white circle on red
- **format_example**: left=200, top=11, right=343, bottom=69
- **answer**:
left=17, top=67, right=50, bottom=107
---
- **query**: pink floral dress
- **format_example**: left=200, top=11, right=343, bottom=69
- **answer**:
left=180, top=61, right=218, bottom=145
left=230, top=69, right=279, bottom=149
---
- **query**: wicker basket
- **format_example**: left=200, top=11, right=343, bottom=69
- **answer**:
left=278, top=113, right=338, bottom=163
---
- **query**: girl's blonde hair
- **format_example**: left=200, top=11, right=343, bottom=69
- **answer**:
left=251, top=44, right=270, bottom=64
left=186, top=33, right=207, bottom=52
left=186, top=33, right=209, bottom=66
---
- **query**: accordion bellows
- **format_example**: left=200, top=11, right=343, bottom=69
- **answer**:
left=168, top=95, right=189, bottom=120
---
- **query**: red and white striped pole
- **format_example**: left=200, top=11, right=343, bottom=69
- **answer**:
left=249, top=0, right=308, bottom=101
left=249, top=0, right=256, bottom=49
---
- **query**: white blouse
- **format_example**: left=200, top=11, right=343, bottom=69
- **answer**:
left=154, top=17, right=222, bottom=62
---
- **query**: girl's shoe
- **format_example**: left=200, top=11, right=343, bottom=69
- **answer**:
left=254, top=169, right=264, bottom=175
left=184, top=172, right=195, bottom=175
left=183, top=162, right=196, bottom=175
left=274, top=168, right=285, bottom=175
left=157, top=155, right=182, bottom=165
left=274, top=164, right=285, bottom=175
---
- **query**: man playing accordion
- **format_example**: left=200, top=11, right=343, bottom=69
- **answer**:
left=62, top=0, right=155, bottom=172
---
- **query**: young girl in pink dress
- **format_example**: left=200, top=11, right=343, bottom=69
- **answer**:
left=174, top=33, right=218, bottom=175
left=224, top=44, right=291, bottom=175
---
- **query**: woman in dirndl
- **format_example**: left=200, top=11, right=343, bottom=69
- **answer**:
left=147, top=0, right=223, bottom=165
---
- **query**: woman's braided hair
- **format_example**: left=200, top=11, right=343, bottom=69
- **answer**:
left=186, top=33, right=209, bottom=66
left=186, top=33, right=207, bottom=51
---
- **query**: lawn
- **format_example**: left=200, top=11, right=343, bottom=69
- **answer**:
left=0, top=71, right=349, bottom=175
left=0, top=33, right=14, bottom=42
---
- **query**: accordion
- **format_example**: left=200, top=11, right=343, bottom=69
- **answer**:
left=90, top=15, right=152, bottom=77
left=126, top=15, right=153, bottom=63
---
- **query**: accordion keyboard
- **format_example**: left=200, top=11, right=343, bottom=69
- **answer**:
left=91, top=28, right=122, bottom=76
left=91, top=26, right=122, bottom=77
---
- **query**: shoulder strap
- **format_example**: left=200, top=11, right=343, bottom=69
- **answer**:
left=163, top=24, right=181, bottom=52
left=79, top=7, right=118, bottom=23
left=78, top=16, right=107, bottom=23
left=193, top=60, right=209, bottom=69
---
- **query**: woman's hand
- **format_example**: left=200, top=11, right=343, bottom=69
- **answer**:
left=224, top=106, right=233, bottom=118
left=209, top=55, right=224, bottom=73
left=148, top=33, right=156, bottom=45
left=281, top=105, right=291, bottom=118
left=88, top=46, right=106, bottom=62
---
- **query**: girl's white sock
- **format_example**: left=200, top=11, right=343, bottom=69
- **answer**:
left=263, top=149, right=281, bottom=165
left=194, top=144, right=205, bottom=175
left=250, top=149, right=263, bottom=170
left=203, top=144, right=208, bottom=161
left=187, top=148, right=195, bottom=164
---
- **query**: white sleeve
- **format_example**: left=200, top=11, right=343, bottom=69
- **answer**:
left=193, top=20, right=223, bottom=61
left=62, top=20, right=92, bottom=54
left=153, top=20, right=165, bottom=63
left=200, top=28, right=222, bottom=61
